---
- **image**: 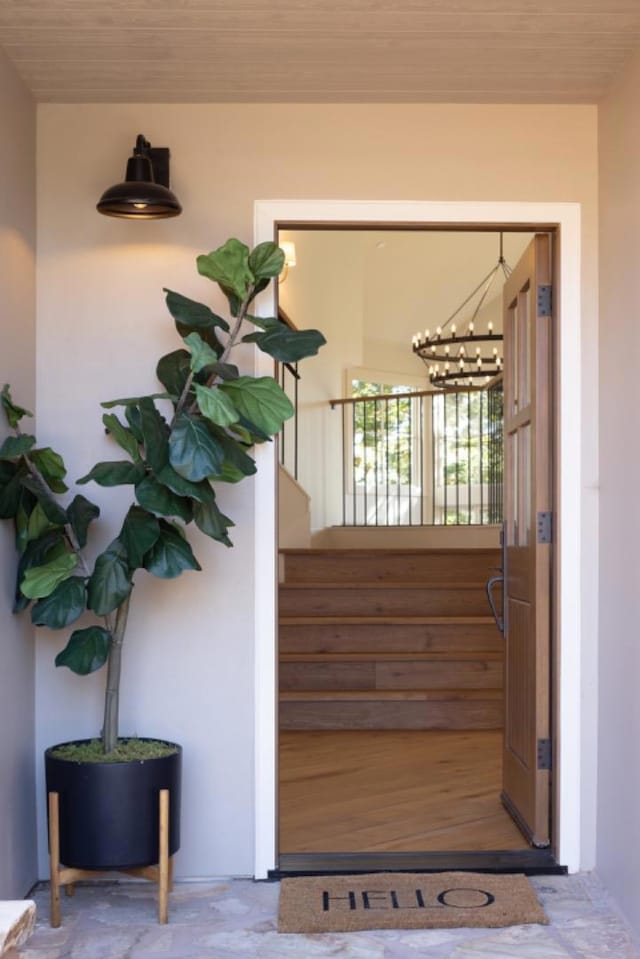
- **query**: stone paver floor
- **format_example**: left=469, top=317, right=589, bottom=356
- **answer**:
left=18, top=873, right=639, bottom=959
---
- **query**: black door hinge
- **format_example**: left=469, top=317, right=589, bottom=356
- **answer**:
left=537, top=284, right=552, bottom=316
left=537, top=511, right=552, bottom=544
left=537, top=738, right=552, bottom=770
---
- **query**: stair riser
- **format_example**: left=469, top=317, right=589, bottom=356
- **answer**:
left=283, top=551, right=500, bottom=584
left=280, top=700, right=503, bottom=731
left=280, top=660, right=503, bottom=692
left=280, top=623, right=501, bottom=655
left=280, top=587, right=493, bottom=618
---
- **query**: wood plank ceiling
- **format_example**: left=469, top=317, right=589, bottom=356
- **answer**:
left=0, top=0, right=639, bottom=104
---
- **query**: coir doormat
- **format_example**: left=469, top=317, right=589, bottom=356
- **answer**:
left=278, top=872, right=548, bottom=933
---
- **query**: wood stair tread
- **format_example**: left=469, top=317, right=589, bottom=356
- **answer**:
left=280, top=651, right=503, bottom=663
left=280, top=615, right=496, bottom=625
left=280, top=581, right=490, bottom=590
left=280, top=689, right=502, bottom=702
left=279, top=548, right=500, bottom=555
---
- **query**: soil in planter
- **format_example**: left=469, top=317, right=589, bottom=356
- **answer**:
left=49, top=738, right=178, bottom=763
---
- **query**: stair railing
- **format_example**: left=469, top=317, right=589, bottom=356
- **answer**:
left=329, top=379, right=503, bottom=527
left=277, top=307, right=300, bottom=481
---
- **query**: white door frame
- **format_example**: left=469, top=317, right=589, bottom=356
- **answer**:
left=252, top=199, right=582, bottom=877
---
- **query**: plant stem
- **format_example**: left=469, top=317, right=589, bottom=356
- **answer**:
left=102, top=592, right=131, bottom=753
left=17, top=430, right=119, bottom=749
left=180, top=287, right=255, bottom=420
left=23, top=453, right=93, bottom=577
left=218, top=291, right=254, bottom=368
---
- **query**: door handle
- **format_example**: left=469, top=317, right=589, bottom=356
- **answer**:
left=486, top=574, right=505, bottom=635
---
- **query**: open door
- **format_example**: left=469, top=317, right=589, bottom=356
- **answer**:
left=501, top=233, right=553, bottom=848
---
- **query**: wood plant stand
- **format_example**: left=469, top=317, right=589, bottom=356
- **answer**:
left=48, top=789, right=173, bottom=927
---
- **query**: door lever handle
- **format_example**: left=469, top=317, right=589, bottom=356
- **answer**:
left=486, top=574, right=505, bottom=635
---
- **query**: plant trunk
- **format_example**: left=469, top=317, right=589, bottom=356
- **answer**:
left=102, top=594, right=131, bottom=753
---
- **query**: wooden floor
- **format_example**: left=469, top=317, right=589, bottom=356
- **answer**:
left=279, top=729, right=528, bottom=853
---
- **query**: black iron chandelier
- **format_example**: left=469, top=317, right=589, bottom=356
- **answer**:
left=412, top=234, right=510, bottom=389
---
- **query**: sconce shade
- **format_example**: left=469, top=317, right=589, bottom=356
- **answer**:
left=97, top=134, right=182, bottom=219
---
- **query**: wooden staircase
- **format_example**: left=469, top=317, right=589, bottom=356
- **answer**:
left=279, top=548, right=503, bottom=731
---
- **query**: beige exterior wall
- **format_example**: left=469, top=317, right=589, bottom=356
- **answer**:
left=0, top=46, right=37, bottom=897
left=37, top=102, right=598, bottom=877
left=597, top=46, right=640, bottom=939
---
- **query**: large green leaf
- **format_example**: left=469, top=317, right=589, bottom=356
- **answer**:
left=135, top=474, right=193, bottom=522
left=194, top=383, right=239, bottom=427
left=15, top=530, right=66, bottom=610
left=55, top=626, right=110, bottom=676
left=207, top=426, right=257, bottom=478
left=66, top=494, right=100, bottom=548
left=77, top=461, right=145, bottom=487
left=164, top=289, right=229, bottom=349
left=0, top=434, right=36, bottom=460
left=248, top=242, right=285, bottom=280
left=156, top=350, right=191, bottom=400
left=87, top=541, right=132, bottom=615
left=31, top=576, right=87, bottom=629
left=184, top=332, right=221, bottom=374
left=19, top=475, right=68, bottom=525
left=228, top=415, right=272, bottom=446
left=101, top=392, right=171, bottom=409
left=125, top=404, right=144, bottom=442
left=243, top=322, right=326, bottom=363
left=30, top=447, right=68, bottom=494
left=1, top=385, right=33, bottom=429
left=207, top=362, right=239, bottom=381
left=118, top=505, right=161, bottom=569
left=168, top=415, right=225, bottom=482
left=219, top=377, right=294, bottom=436
left=102, top=413, right=141, bottom=463
left=210, top=461, right=245, bottom=483
left=143, top=521, right=202, bottom=578
left=15, top=498, right=30, bottom=556
left=139, top=398, right=170, bottom=473
left=14, top=486, right=37, bottom=555
left=27, top=502, right=57, bottom=542
left=0, top=462, right=23, bottom=518
left=197, top=239, right=254, bottom=301
left=18, top=529, right=65, bottom=573
left=193, top=493, right=234, bottom=546
left=21, top=551, right=78, bottom=600
left=0, top=459, right=17, bottom=487
left=156, top=464, right=211, bottom=504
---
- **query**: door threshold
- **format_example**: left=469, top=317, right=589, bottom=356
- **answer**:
left=271, top=850, right=566, bottom=879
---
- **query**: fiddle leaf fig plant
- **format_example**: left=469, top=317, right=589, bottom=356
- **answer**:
left=0, top=238, right=325, bottom=754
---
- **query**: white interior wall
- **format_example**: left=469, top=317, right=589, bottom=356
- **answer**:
left=278, top=231, right=367, bottom=530
left=0, top=46, right=38, bottom=898
left=37, top=102, right=598, bottom=878
left=597, top=46, right=640, bottom=940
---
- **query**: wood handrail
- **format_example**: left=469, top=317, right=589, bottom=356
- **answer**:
left=278, top=306, right=297, bottom=331
left=329, top=384, right=487, bottom=409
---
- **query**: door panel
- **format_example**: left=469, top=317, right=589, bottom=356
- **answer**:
left=501, top=234, right=552, bottom=848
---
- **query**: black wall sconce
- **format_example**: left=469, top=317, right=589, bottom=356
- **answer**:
left=97, top=134, right=182, bottom=219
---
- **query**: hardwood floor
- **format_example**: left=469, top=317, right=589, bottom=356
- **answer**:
left=279, top=729, right=528, bottom=853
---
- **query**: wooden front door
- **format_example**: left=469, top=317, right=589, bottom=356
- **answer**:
left=501, top=233, right=553, bottom=848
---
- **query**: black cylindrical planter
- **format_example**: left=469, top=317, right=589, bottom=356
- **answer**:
left=45, top=739, right=182, bottom=870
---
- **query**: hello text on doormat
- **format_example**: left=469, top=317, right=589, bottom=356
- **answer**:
left=278, top=871, right=549, bottom=933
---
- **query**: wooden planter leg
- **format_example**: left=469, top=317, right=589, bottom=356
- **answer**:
left=48, top=787, right=173, bottom=926
left=158, top=789, right=170, bottom=924
left=48, top=792, right=61, bottom=929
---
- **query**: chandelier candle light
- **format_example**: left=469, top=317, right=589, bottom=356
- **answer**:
left=412, top=234, right=510, bottom=389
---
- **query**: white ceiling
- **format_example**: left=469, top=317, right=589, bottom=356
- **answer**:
left=279, top=229, right=533, bottom=365
left=0, top=0, right=638, bottom=103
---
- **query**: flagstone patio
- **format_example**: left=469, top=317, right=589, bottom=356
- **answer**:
left=15, top=872, right=640, bottom=959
